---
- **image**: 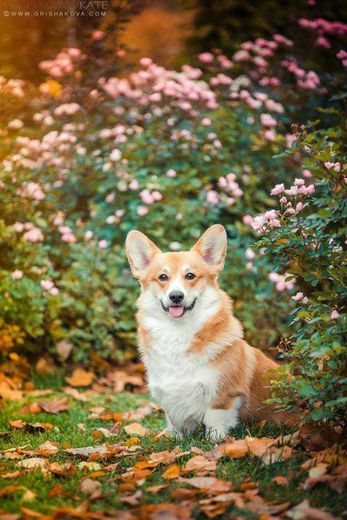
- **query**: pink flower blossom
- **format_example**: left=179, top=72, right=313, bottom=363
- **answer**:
left=152, top=191, right=162, bottom=201
left=92, top=30, right=105, bottom=41
left=12, top=270, right=23, bottom=280
left=198, top=52, right=214, bottom=64
left=137, top=206, right=148, bottom=216
left=8, top=119, right=24, bottom=130
left=270, top=183, right=285, bottom=196
left=166, top=169, right=177, bottom=178
left=245, top=248, right=255, bottom=260
left=243, top=215, right=254, bottom=226
left=140, top=189, right=154, bottom=205
left=201, top=118, right=211, bottom=126
left=129, top=180, right=139, bottom=190
left=41, top=280, right=54, bottom=291
left=264, top=129, right=276, bottom=141
left=85, top=230, right=93, bottom=240
left=302, top=169, right=312, bottom=178
left=331, top=309, right=340, bottom=320
left=14, top=222, right=24, bottom=232
left=260, top=113, right=277, bottom=126
left=23, top=227, right=44, bottom=242
left=292, top=291, right=304, bottom=301
left=206, top=190, right=219, bottom=205
left=98, top=240, right=108, bottom=249
left=295, top=202, right=304, bottom=212
left=50, top=287, right=59, bottom=296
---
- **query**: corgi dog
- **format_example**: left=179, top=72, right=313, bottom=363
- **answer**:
left=126, top=224, right=285, bottom=439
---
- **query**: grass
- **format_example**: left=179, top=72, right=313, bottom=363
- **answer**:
left=0, top=372, right=345, bottom=518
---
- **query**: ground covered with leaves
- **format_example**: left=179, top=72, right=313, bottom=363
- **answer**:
left=0, top=368, right=346, bottom=519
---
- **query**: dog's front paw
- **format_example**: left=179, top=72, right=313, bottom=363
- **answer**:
left=205, top=427, right=226, bottom=442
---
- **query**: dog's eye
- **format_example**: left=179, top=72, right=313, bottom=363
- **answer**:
left=185, top=272, right=196, bottom=280
left=159, top=274, right=168, bottom=281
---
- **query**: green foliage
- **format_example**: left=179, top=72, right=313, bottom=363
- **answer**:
left=256, top=118, right=347, bottom=424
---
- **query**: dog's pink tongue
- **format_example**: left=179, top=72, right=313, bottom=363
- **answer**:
left=168, top=306, right=184, bottom=318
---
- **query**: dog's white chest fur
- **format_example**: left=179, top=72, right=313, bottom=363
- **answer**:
left=141, top=310, right=219, bottom=432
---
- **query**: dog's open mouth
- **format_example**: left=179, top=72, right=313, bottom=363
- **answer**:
left=161, top=299, right=196, bottom=318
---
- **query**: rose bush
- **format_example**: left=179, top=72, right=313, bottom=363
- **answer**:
left=0, top=16, right=345, bottom=424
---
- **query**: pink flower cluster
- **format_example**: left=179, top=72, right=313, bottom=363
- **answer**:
left=268, top=272, right=296, bottom=291
left=17, top=182, right=45, bottom=201
left=54, top=103, right=80, bottom=116
left=140, top=189, right=163, bottom=205
left=14, top=222, right=44, bottom=243
left=336, top=50, right=347, bottom=67
left=281, top=58, right=320, bottom=89
left=292, top=291, right=308, bottom=304
left=41, top=279, right=59, bottom=296
left=58, top=225, right=76, bottom=243
left=250, top=209, right=281, bottom=231
left=299, top=18, right=347, bottom=36
left=39, top=48, right=82, bottom=78
left=205, top=190, right=219, bottom=205
left=101, top=59, right=218, bottom=112
left=0, top=77, right=25, bottom=97
left=218, top=173, right=243, bottom=205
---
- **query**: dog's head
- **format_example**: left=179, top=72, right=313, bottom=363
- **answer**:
left=125, top=224, right=227, bottom=319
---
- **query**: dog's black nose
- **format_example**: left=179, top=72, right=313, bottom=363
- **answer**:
left=169, top=291, right=184, bottom=304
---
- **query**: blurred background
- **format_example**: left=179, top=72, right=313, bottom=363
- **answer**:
left=1, top=0, right=345, bottom=79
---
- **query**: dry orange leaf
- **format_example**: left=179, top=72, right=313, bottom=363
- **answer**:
left=220, top=439, right=248, bottom=458
left=179, top=477, right=233, bottom=494
left=65, top=369, right=95, bottom=387
left=38, top=397, right=69, bottom=414
left=272, top=475, right=289, bottom=486
left=162, top=464, right=181, bottom=479
left=124, top=422, right=150, bottom=437
left=183, top=455, right=217, bottom=475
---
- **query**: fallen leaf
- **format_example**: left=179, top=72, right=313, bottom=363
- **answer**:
left=48, top=484, right=63, bottom=499
left=64, top=387, right=89, bottom=402
left=183, top=455, right=217, bottom=475
left=272, top=475, right=289, bottom=486
left=37, top=441, right=58, bottom=457
left=123, top=402, right=161, bottom=422
left=246, top=436, right=276, bottom=457
left=79, top=478, right=102, bottom=499
left=179, top=477, right=233, bottom=494
left=0, top=486, right=21, bottom=496
left=220, top=438, right=248, bottom=458
left=287, top=499, right=338, bottom=520
left=92, top=427, right=118, bottom=440
left=19, top=402, right=42, bottom=414
left=21, top=489, right=36, bottom=502
left=171, top=488, right=198, bottom=500
left=162, top=464, right=181, bottom=479
left=261, top=445, right=293, bottom=465
left=17, top=458, right=47, bottom=469
left=38, top=397, right=69, bottom=414
left=120, top=490, right=142, bottom=506
left=308, top=462, right=329, bottom=479
left=147, top=484, right=169, bottom=493
left=0, top=382, right=23, bottom=401
left=124, top=423, right=149, bottom=437
left=78, top=462, right=102, bottom=472
left=56, top=340, right=73, bottom=361
left=65, top=369, right=95, bottom=387
left=137, top=503, right=192, bottom=520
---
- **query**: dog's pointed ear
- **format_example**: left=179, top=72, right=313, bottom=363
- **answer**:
left=192, top=224, right=227, bottom=271
left=126, top=230, right=161, bottom=278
